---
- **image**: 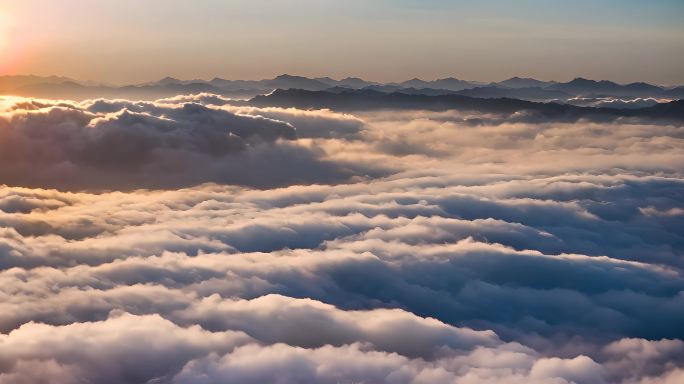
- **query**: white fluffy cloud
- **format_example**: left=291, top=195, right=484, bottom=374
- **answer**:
left=0, top=96, right=377, bottom=190
left=0, top=93, right=683, bottom=383
left=0, top=312, right=251, bottom=384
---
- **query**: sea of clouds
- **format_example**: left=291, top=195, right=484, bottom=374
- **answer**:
left=0, top=94, right=683, bottom=383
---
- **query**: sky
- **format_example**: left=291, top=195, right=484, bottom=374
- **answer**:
left=1, top=0, right=683, bottom=84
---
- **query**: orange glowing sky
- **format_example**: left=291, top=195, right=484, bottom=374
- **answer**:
left=2, top=0, right=684, bottom=84
left=0, top=12, right=11, bottom=71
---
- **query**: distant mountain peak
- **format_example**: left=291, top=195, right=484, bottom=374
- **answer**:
left=436, top=77, right=469, bottom=83
left=565, top=77, right=619, bottom=86
left=508, top=76, right=541, bottom=82
left=158, top=76, right=181, bottom=84
left=275, top=74, right=307, bottom=80
left=1, top=73, right=674, bottom=102
left=569, top=77, right=596, bottom=84
left=496, top=77, right=553, bottom=89
left=400, top=78, right=430, bottom=86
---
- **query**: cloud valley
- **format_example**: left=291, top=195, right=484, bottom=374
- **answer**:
left=0, top=92, right=683, bottom=383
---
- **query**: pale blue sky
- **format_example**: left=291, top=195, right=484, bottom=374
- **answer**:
left=2, top=0, right=683, bottom=84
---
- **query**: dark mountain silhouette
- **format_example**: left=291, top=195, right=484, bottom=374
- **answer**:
left=547, top=78, right=668, bottom=97
left=455, top=86, right=571, bottom=101
left=1, top=74, right=681, bottom=102
left=315, top=77, right=377, bottom=88
left=338, top=77, right=377, bottom=88
left=665, top=86, right=684, bottom=99
left=208, top=75, right=339, bottom=93
left=395, top=77, right=479, bottom=91
left=354, top=85, right=569, bottom=101
left=358, top=85, right=456, bottom=96
left=155, top=76, right=183, bottom=85
left=433, top=77, right=482, bottom=91
left=397, top=78, right=432, bottom=89
left=494, top=77, right=556, bottom=89
left=246, top=88, right=684, bottom=123
left=262, top=74, right=331, bottom=91
left=208, top=78, right=263, bottom=91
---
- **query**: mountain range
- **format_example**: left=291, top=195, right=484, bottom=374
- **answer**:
left=1, top=74, right=683, bottom=105
left=244, top=88, right=684, bottom=123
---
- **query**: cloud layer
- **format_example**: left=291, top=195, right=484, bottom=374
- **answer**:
left=0, top=93, right=683, bottom=383
left=0, top=96, right=375, bottom=190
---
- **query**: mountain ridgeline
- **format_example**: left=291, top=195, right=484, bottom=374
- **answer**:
left=1, top=74, right=683, bottom=107
left=245, top=88, right=684, bottom=124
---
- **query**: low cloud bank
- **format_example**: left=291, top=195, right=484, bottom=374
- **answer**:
left=0, top=96, right=374, bottom=190
left=0, top=93, right=683, bottom=383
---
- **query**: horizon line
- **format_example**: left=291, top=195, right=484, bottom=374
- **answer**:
left=0, top=73, right=680, bottom=88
